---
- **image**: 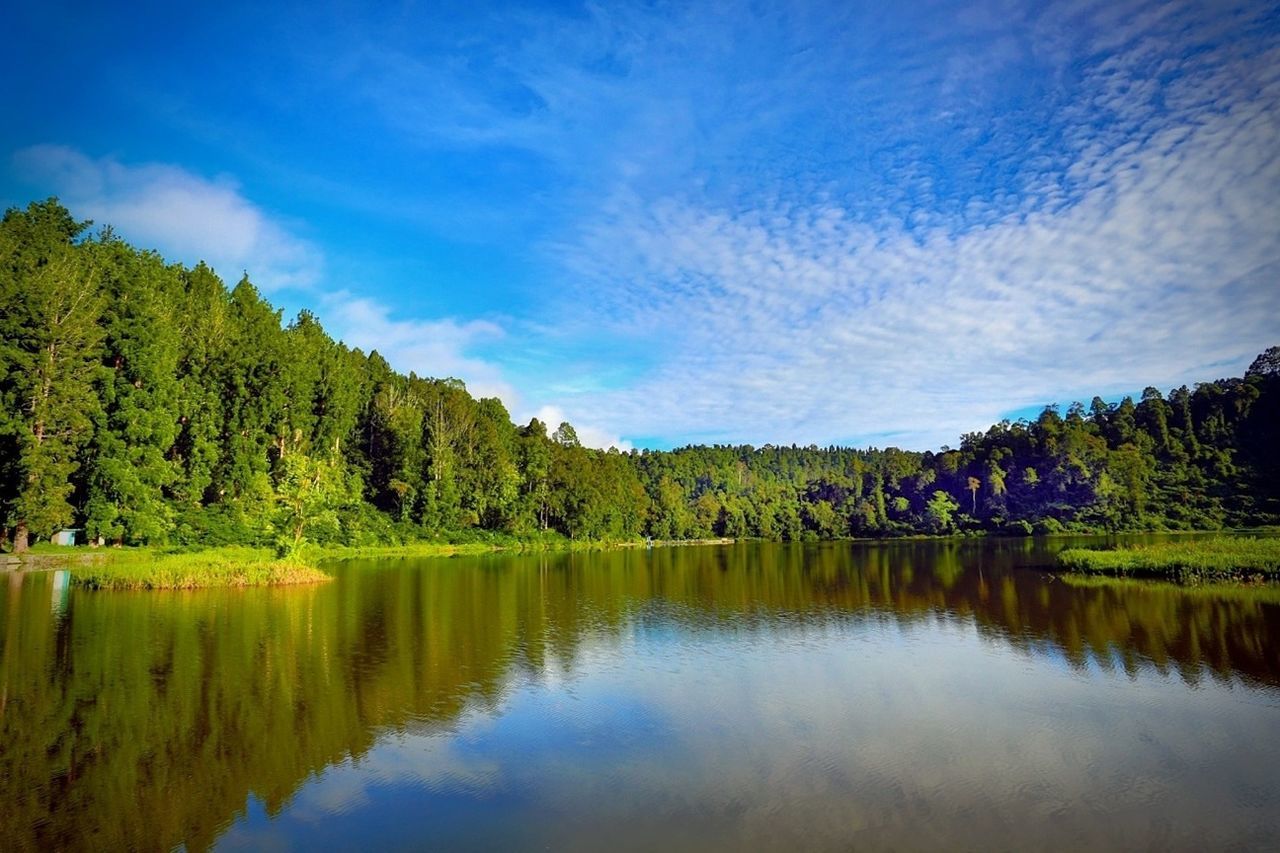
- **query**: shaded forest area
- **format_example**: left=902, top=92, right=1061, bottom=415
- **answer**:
left=2, top=199, right=1277, bottom=551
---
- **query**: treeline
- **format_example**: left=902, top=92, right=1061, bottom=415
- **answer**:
left=1, top=199, right=1277, bottom=551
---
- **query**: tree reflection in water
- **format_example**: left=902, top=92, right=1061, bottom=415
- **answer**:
left=1, top=538, right=1277, bottom=850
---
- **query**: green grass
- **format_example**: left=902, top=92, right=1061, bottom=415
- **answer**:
left=1058, top=572, right=1280, bottom=603
left=69, top=547, right=332, bottom=590
left=17, top=541, right=89, bottom=555
left=1057, top=536, right=1280, bottom=580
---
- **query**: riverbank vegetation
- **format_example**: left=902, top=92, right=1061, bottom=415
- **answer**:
left=3, top=198, right=1279, bottom=556
left=67, top=547, right=331, bottom=590
left=1057, top=537, right=1280, bottom=581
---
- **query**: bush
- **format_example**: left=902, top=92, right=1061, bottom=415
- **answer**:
left=1004, top=519, right=1034, bottom=536
left=1034, top=517, right=1065, bottom=535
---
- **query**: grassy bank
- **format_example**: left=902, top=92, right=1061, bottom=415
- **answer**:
left=1057, top=537, right=1280, bottom=581
left=69, top=547, right=332, bottom=590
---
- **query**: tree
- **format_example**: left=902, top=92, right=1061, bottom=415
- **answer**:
left=651, top=475, right=692, bottom=539
left=1137, top=386, right=1171, bottom=453
left=803, top=498, right=840, bottom=538
left=463, top=397, right=521, bottom=529
left=1246, top=346, right=1280, bottom=378
left=83, top=239, right=181, bottom=545
left=0, top=201, right=99, bottom=549
left=169, top=262, right=230, bottom=505
left=8, top=250, right=104, bottom=549
left=552, top=421, right=580, bottom=447
left=925, top=491, right=959, bottom=534
left=518, top=418, right=552, bottom=530
left=217, top=276, right=291, bottom=501
left=367, top=377, right=423, bottom=519
left=273, top=448, right=347, bottom=554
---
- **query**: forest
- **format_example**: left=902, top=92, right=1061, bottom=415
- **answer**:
left=2, top=198, right=1277, bottom=553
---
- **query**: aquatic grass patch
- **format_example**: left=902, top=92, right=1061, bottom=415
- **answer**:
left=1057, top=537, right=1280, bottom=580
left=71, top=547, right=331, bottom=590
left=1058, top=572, right=1280, bottom=603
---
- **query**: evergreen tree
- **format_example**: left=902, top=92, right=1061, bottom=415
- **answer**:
left=7, top=249, right=104, bottom=548
left=83, top=239, right=182, bottom=544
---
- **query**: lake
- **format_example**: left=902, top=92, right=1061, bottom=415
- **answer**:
left=2, top=538, right=1279, bottom=851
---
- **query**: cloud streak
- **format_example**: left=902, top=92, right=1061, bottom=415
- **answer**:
left=537, top=0, right=1280, bottom=449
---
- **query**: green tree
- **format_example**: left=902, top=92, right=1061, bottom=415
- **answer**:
left=7, top=250, right=104, bottom=549
left=217, top=277, right=292, bottom=501
left=517, top=418, right=553, bottom=531
left=273, top=448, right=348, bottom=554
left=925, top=490, right=959, bottom=534
left=552, top=421, right=580, bottom=447
left=169, top=263, right=230, bottom=506
left=83, top=239, right=182, bottom=545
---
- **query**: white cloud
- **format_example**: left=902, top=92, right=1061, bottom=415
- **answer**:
left=543, top=4, right=1280, bottom=450
left=319, top=291, right=517, bottom=405
left=12, top=144, right=322, bottom=290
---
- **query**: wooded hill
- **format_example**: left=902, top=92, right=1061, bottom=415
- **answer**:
left=2, top=199, right=1277, bottom=551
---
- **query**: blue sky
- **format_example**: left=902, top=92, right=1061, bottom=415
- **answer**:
left=4, top=0, right=1278, bottom=450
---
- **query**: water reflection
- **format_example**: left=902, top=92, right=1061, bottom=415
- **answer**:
left=0, top=539, right=1277, bottom=851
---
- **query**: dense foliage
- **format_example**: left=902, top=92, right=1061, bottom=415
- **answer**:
left=2, top=199, right=1277, bottom=550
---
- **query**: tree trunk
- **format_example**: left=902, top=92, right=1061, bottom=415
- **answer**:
left=13, top=522, right=29, bottom=553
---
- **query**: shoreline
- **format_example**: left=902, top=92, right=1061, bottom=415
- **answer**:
left=5, top=529, right=1276, bottom=590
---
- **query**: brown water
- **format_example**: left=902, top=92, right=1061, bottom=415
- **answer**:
left=2, top=537, right=1278, bottom=851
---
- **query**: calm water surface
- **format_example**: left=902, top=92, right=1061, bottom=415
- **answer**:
left=2, top=538, right=1279, bottom=851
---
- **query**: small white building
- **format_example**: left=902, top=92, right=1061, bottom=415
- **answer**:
left=51, top=528, right=80, bottom=546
